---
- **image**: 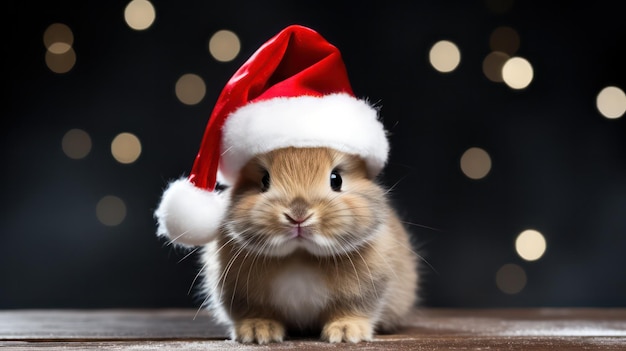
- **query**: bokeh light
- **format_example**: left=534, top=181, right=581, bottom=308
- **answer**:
left=175, top=73, right=206, bottom=105
left=111, top=132, right=142, bottom=164
left=460, top=147, right=492, bottom=180
left=45, top=48, right=76, bottom=73
left=96, top=195, right=127, bottom=226
left=489, top=26, right=520, bottom=55
left=496, top=263, right=527, bottom=294
left=124, top=0, right=156, bottom=31
left=209, top=30, right=241, bottom=62
left=62, top=129, right=92, bottom=159
left=43, top=22, right=76, bottom=73
left=43, top=23, right=73, bottom=54
left=482, top=51, right=510, bottom=82
left=515, top=229, right=547, bottom=261
left=596, top=86, right=626, bottom=119
left=502, top=57, right=534, bottom=89
left=429, top=40, right=461, bottom=73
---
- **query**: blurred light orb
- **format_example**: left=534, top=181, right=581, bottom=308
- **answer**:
left=596, top=86, right=626, bottom=119
left=62, top=129, right=92, bottom=159
left=496, top=263, right=527, bottom=294
left=515, top=229, right=547, bottom=261
left=502, top=56, right=533, bottom=89
left=111, top=132, right=142, bottom=164
left=124, top=0, right=156, bottom=31
left=45, top=48, right=76, bottom=73
left=43, top=23, right=73, bottom=54
left=96, top=195, right=127, bottom=226
left=460, top=147, right=492, bottom=180
left=209, top=30, right=241, bottom=62
left=483, top=51, right=510, bottom=82
left=175, top=73, right=206, bottom=105
left=489, top=26, right=520, bottom=55
left=429, top=40, right=461, bottom=73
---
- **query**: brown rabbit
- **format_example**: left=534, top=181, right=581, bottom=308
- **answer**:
left=154, top=25, right=420, bottom=344
left=198, top=146, right=418, bottom=343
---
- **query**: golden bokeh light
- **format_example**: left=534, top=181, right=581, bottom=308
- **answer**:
left=45, top=48, right=76, bottom=74
left=596, top=86, right=626, bottom=119
left=489, top=26, right=520, bottom=55
left=496, top=263, right=527, bottom=294
left=502, top=56, right=534, bottom=89
left=482, top=51, right=510, bottom=82
left=43, top=23, right=74, bottom=54
left=460, top=147, right=492, bottom=180
left=209, top=29, right=241, bottom=62
left=175, top=73, right=206, bottom=105
left=96, top=195, right=127, bottom=226
left=111, top=132, right=142, bottom=164
left=515, top=229, right=547, bottom=261
left=124, top=0, right=156, bottom=31
left=429, top=40, right=461, bottom=73
left=62, top=129, right=92, bottom=159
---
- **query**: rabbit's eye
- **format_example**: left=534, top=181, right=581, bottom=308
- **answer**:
left=330, top=169, right=342, bottom=192
left=261, top=170, right=270, bottom=192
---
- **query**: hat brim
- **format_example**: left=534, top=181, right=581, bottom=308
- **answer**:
left=220, top=93, right=389, bottom=184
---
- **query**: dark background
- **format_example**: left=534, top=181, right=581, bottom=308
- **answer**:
left=3, top=0, right=625, bottom=309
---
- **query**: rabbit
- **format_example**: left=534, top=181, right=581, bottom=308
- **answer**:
left=197, top=146, right=419, bottom=344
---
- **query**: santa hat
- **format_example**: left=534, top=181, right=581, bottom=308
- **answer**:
left=155, top=25, right=389, bottom=246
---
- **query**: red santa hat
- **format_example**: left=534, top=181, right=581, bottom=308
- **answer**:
left=155, top=25, right=389, bottom=246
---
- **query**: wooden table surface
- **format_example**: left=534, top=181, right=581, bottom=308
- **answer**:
left=1, top=308, right=625, bottom=350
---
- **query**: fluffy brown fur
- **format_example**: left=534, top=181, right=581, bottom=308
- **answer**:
left=200, top=147, right=418, bottom=344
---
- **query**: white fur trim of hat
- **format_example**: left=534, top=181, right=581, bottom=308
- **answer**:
left=219, top=93, right=389, bottom=184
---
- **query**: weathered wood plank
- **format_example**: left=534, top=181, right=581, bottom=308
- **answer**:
left=2, top=337, right=626, bottom=351
left=0, top=309, right=225, bottom=339
left=1, top=308, right=625, bottom=350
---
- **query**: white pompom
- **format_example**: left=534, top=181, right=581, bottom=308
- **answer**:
left=154, top=177, right=229, bottom=246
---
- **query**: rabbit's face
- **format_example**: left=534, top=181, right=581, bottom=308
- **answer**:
left=225, top=147, right=387, bottom=257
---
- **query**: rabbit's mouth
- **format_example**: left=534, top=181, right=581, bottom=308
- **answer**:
left=287, top=222, right=313, bottom=239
